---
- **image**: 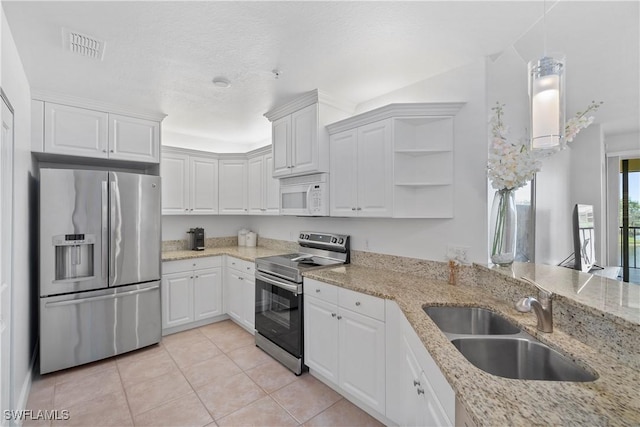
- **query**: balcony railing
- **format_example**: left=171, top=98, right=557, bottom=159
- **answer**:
left=619, top=226, right=640, bottom=269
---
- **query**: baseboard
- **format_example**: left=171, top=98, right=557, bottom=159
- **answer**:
left=15, top=341, right=38, bottom=426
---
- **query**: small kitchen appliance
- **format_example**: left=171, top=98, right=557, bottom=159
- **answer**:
left=188, top=227, right=205, bottom=251
left=254, top=231, right=350, bottom=374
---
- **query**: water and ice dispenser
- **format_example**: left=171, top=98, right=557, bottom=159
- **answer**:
left=53, top=234, right=96, bottom=281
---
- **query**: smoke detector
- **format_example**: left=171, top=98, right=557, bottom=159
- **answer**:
left=62, top=28, right=105, bottom=60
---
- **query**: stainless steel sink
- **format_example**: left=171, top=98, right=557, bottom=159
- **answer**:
left=423, top=306, right=521, bottom=335
left=451, top=337, right=598, bottom=382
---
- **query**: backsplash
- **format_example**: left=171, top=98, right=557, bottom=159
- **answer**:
left=162, top=236, right=238, bottom=252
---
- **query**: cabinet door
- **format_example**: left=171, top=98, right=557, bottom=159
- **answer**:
left=357, top=120, right=393, bottom=217
left=290, top=103, right=319, bottom=175
left=247, top=156, right=264, bottom=214
left=402, top=334, right=426, bottom=426
left=304, top=296, right=339, bottom=383
left=108, top=114, right=159, bottom=163
left=225, top=270, right=244, bottom=323
left=193, top=267, right=222, bottom=321
left=329, top=129, right=358, bottom=217
left=44, top=102, right=108, bottom=158
left=242, top=273, right=256, bottom=332
left=263, top=153, right=280, bottom=214
left=161, top=272, right=194, bottom=329
left=190, top=157, right=219, bottom=214
left=272, top=116, right=291, bottom=177
left=161, top=152, right=190, bottom=214
left=338, top=308, right=386, bottom=414
left=219, top=159, right=247, bottom=214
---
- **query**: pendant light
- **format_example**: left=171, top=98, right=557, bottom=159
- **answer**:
left=528, top=0, right=565, bottom=150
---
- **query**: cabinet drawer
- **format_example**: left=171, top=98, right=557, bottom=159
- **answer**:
left=163, top=256, right=221, bottom=274
left=226, top=256, right=255, bottom=275
left=339, top=287, right=385, bottom=321
left=304, top=279, right=338, bottom=305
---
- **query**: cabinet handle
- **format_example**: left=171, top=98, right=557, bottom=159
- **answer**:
left=355, top=301, right=361, bottom=306
left=337, top=315, right=342, bottom=320
left=102, top=149, right=107, bottom=153
left=193, top=263, right=196, bottom=266
left=190, top=208, right=194, bottom=211
left=357, top=207, right=362, bottom=211
left=351, top=208, right=356, bottom=211
left=331, top=313, right=337, bottom=317
left=190, top=276, right=194, bottom=279
left=315, top=289, right=320, bottom=293
left=185, top=209, right=189, bottom=212
left=195, top=275, right=199, bottom=278
left=413, top=380, right=421, bottom=387
left=238, top=277, right=244, bottom=281
left=417, top=388, right=425, bottom=395
left=110, top=149, right=114, bottom=153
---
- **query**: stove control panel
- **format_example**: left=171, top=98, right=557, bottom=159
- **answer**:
left=298, top=231, right=350, bottom=252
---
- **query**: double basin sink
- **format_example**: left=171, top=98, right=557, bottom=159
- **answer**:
left=424, top=306, right=597, bottom=382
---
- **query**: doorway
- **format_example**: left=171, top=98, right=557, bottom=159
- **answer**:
left=0, top=88, right=15, bottom=426
left=620, top=158, right=640, bottom=283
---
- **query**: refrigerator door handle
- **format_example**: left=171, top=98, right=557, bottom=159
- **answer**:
left=44, top=285, right=159, bottom=308
left=110, top=179, right=119, bottom=285
left=101, top=180, right=108, bottom=279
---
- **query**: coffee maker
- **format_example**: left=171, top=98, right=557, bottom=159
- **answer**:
left=187, top=228, right=205, bottom=251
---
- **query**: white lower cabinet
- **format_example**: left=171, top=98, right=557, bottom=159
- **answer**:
left=303, top=279, right=386, bottom=415
left=224, top=256, right=255, bottom=333
left=161, top=257, right=223, bottom=334
left=386, top=300, right=455, bottom=426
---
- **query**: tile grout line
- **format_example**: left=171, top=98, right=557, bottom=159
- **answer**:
left=113, top=361, right=137, bottom=426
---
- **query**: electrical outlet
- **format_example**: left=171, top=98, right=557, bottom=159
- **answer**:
left=447, top=245, right=470, bottom=264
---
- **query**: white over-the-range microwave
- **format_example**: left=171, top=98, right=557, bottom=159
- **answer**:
left=279, top=173, right=329, bottom=216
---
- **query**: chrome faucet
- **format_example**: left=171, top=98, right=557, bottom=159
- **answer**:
left=515, top=277, right=554, bottom=333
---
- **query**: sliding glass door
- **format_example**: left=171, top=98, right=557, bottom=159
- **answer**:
left=620, top=159, right=640, bottom=283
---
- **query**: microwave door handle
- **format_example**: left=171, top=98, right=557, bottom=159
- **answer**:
left=306, top=184, right=314, bottom=214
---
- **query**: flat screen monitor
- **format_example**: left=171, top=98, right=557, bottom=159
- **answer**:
left=573, top=204, right=596, bottom=272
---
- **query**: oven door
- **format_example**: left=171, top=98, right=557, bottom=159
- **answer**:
left=255, top=271, right=303, bottom=358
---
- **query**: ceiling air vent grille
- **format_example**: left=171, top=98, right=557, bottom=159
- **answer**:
left=62, top=28, right=105, bottom=60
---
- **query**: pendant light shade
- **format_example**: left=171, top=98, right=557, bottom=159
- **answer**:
left=528, top=55, right=565, bottom=149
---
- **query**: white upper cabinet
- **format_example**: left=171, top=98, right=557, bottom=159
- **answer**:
left=272, top=116, right=291, bottom=176
left=290, top=104, right=319, bottom=175
left=264, top=89, right=354, bottom=178
left=247, top=148, right=280, bottom=215
left=44, top=102, right=108, bottom=158
left=109, top=113, right=160, bottom=163
left=161, top=151, right=190, bottom=214
left=35, top=99, right=163, bottom=163
left=218, top=158, right=248, bottom=214
left=330, top=120, right=393, bottom=217
left=161, top=148, right=218, bottom=215
left=327, top=103, right=465, bottom=218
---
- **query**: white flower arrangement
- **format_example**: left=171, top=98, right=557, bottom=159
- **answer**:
left=487, top=101, right=602, bottom=191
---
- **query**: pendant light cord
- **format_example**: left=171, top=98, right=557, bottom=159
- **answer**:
left=543, top=0, right=547, bottom=56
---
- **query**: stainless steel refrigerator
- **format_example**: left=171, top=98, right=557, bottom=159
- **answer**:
left=39, top=168, right=161, bottom=374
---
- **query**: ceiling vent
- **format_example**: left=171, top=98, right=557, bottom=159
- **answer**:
left=62, top=28, right=105, bottom=60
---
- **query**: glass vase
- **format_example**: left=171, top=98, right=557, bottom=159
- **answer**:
left=490, top=189, right=517, bottom=266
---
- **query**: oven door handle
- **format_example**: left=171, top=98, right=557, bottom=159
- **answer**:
left=255, top=271, right=301, bottom=294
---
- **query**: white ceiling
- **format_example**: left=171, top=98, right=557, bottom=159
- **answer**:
left=3, top=1, right=639, bottom=148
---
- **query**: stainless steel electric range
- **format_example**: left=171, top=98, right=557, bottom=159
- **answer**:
left=254, top=231, right=350, bottom=375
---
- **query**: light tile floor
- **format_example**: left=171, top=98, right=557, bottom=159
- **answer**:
left=25, top=320, right=383, bottom=427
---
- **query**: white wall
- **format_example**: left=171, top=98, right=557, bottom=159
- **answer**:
left=163, top=130, right=269, bottom=154
left=605, top=131, right=640, bottom=156
left=162, top=215, right=251, bottom=241
left=1, top=7, right=35, bottom=413
left=251, top=60, right=489, bottom=262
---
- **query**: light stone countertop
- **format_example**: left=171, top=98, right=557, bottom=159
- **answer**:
left=304, top=264, right=640, bottom=427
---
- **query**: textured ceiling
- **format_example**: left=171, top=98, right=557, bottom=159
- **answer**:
left=3, top=1, right=639, bottom=148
